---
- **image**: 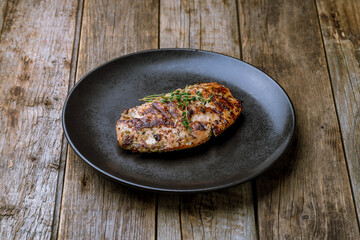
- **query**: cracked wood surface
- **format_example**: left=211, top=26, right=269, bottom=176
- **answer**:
left=315, top=0, right=360, bottom=225
left=238, top=0, right=360, bottom=238
left=1, top=0, right=360, bottom=239
left=57, top=0, right=158, bottom=239
left=0, top=0, right=79, bottom=238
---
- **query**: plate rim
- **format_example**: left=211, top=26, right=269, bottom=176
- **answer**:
left=62, top=48, right=296, bottom=193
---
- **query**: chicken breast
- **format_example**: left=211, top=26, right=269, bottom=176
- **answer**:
left=116, top=82, right=242, bottom=152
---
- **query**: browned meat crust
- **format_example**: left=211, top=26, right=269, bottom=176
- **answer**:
left=116, top=82, right=242, bottom=152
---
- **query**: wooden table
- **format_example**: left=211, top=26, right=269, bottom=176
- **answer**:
left=1, top=0, right=359, bottom=239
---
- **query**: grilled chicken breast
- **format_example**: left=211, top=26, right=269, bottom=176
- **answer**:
left=116, top=82, right=242, bottom=152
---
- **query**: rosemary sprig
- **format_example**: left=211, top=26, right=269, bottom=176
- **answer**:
left=139, top=86, right=213, bottom=132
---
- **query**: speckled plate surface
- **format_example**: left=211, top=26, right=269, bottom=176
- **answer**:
left=62, top=49, right=295, bottom=193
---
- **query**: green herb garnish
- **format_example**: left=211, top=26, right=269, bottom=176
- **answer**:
left=140, top=86, right=213, bottom=132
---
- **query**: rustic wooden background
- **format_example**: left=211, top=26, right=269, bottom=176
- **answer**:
left=0, top=0, right=359, bottom=239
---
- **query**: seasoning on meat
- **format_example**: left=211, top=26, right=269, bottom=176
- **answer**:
left=116, top=82, right=243, bottom=152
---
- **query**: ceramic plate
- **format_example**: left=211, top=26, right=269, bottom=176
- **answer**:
left=62, top=49, right=295, bottom=193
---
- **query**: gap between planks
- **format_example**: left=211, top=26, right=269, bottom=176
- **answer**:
left=313, top=0, right=359, bottom=227
left=51, top=0, right=85, bottom=239
left=313, top=0, right=360, bottom=227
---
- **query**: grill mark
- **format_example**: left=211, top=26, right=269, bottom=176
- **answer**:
left=235, top=100, right=243, bottom=109
left=141, top=106, right=155, bottom=115
left=134, top=140, right=149, bottom=151
left=214, top=100, right=230, bottom=111
left=152, top=102, right=171, bottom=118
left=119, top=117, right=175, bottom=130
left=212, top=125, right=222, bottom=136
left=212, top=107, right=223, bottom=117
left=194, top=122, right=207, bottom=131
left=117, top=83, right=243, bottom=152
left=123, top=135, right=134, bottom=146
left=222, top=96, right=235, bottom=108
left=167, top=102, right=180, bottom=117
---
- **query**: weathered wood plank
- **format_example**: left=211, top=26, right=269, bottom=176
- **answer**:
left=238, top=0, right=360, bottom=238
left=0, top=0, right=7, bottom=34
left=180, top=188, right=257, bottom=240
left=158, top=1, right=257, bottom=239
left=315, top=0, right=360, bottom=224
left=51, top=1, right=85, bottom=239
left=58, top=0, right=159, bottom=239
left=157, top=194, right=182, bottom=240
left=0, top=0, right=79, bottom=238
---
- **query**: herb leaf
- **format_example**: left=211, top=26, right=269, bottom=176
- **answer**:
left=140, top=87, right=214, bottom=132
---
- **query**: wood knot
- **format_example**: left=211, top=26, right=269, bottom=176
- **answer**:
left=81, top=173, right=90, bottom=191
left=8, top=86, right=25, bottom=102
left=331, top=11, right=339, bottom=20
left=9, top=86, right=24, bottom=97
left=330, top=11, right=346, bottom=40
left=44, top=99, right=52, bottom=106
left=301, top=214, right=310, bottom=220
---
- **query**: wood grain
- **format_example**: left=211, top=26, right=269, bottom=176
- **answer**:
left=158, top=1, right=257, bottom=239
left=238, top=0, right=360, bottom=238
left=58, top=0, right=159, bottom=239
left=0, top=0, right=7, bottom=34
left=0, top=0, right=78, bottom=238
left=157, top=194, right=182, bottom=240
left=315, top=0, right=360, bottom=224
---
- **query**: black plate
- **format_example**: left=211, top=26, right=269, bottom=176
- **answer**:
left=62, top=49, right=295, bottom=193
